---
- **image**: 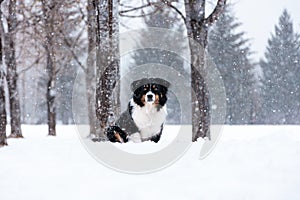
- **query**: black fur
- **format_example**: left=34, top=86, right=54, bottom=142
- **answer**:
left=146, top=124, right=164, bottom=143
left=128, top=102, right=134, bottom=117
left=106, top=126, right=128, bottom=143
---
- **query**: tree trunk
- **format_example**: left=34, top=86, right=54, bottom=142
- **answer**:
left=184, top=0, right=210, bottom=141
left=0, top=48, right=7, bottom=146
left=42, top=0, right=57, bottom=136
left=95, top=0, right=120, bottom=140
left=0, top=71, right=6, bottom=146
left=184, top=0, right=226, bottom=141
left=4, top=0, right=22, bottom=138
left=86, top=0, right=99, bottom=137
left=0, top=0, right=7, bottom=146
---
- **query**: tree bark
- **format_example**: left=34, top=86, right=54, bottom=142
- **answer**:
left=0, top=0, right=7, bottom=146
left=0, top=70, right=6, bottom=146
left=42, top=0, right=57, bottom=136
left=86, top=0, right=99, bottom=137
left=4, top=0, right=23, bottom=138
left=95, top=0, right=120, bottom=140
left=0, top=39, right=7, bottom=146
left=184, top=0, right=226, bottom=141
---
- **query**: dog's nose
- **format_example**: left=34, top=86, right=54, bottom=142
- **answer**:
left=147, top=94, right=153, bottom=99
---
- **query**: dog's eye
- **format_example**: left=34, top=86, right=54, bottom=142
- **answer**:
left=154, top=88, right=158, bottom=91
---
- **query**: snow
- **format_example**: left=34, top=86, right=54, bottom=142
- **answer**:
left=112, top=125, right=181, bottom=154
left=1, top=125, right=300, bottom=200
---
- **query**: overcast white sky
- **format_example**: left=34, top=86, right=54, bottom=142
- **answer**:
left=231, top=0, right=300, bottom=59
left=120, top=0, right=300, bottom=61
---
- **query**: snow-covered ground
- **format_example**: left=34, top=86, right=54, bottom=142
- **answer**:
left=1, top=125, right=300, bottom=200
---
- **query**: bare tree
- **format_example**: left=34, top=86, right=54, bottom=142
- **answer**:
left=1, top=0, right=23, bottom=138
left=13, top=1, right=86, bottom=128
left=94, top=0, right=120, bottom=140
left=85, top=0, right=99, bottom=137
left=0, top=14, right=7, bottom=145
left=41, top=0, right=58, bottom=136
left=0, top=70, right=6, bottom=146
left=0, top=0, right=7, bottom=146
left=184, top=0, right=226, bottom=141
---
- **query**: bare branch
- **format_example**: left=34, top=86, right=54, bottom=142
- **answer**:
left=59, top=30, right=87, bottom=74
left=119, top=0, right=185, bottom=23
left=162, top=0, right=186, bottom=23
left=119, top=2, right=153, bottom=15
left=17, top=55, right=44, bottom=75
left=205, top=0, right=226, bottom=26
left=77, top=3, right=88, bottom=25
left=119, top=7, right=161, bottom=18
left=119, top=0, right=165, bottom=18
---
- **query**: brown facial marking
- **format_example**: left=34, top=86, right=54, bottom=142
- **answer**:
left=143, top=85, right=148, bottom=91
left=141, top=94, right=146, bottom=105
left=154, top=94, right=160, bottom=105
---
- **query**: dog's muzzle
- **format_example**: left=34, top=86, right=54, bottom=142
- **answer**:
left=146, top=92, right=155, bottom=103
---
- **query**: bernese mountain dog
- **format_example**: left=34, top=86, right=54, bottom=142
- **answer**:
left=107, top=78, right=170, bottom=143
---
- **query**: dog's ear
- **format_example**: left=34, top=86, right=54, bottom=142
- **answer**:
left=152, top=78, right=171, bottom=88
left=131, top=78, right=148, bottom=91
left=131, top=80, right=139, bottom=92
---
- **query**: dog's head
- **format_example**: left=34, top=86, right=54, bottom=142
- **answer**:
left=131, top=78, right=170, bottom=108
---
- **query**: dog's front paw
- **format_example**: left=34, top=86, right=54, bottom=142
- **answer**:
left=106, top=126, right=129, bottom=143
left=128, top=132, right=142, bottom=143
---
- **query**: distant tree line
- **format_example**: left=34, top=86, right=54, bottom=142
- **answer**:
left=209, top=7, right=300, bottom=124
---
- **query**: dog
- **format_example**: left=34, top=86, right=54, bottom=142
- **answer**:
left=107, top=78, right=170, bottom=143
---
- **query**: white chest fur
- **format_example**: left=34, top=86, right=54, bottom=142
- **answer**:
left=130, top=99, right=167, bottom=139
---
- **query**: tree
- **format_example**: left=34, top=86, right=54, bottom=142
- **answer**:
left=95, top=0, right=120, bottom=140
left=85, top=0, right=99, bottom=137
left=39, top=0, right=85, bottom=132
left=2, top=0, right=23, bottom=138
left=41, top=0, right=58, bottom=135
left=10, top=0, right=48, bottom=125
left=0, top=0, right=85, bottom=128
left=184, top=0, right=226, bottom=140
left=208, top=5, right=256, bottom=124
left=260, top=9, right=300, bottom=124
left=0, top=9, right=7, bottom=145
left=0, top=69, right=6, bottom=146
